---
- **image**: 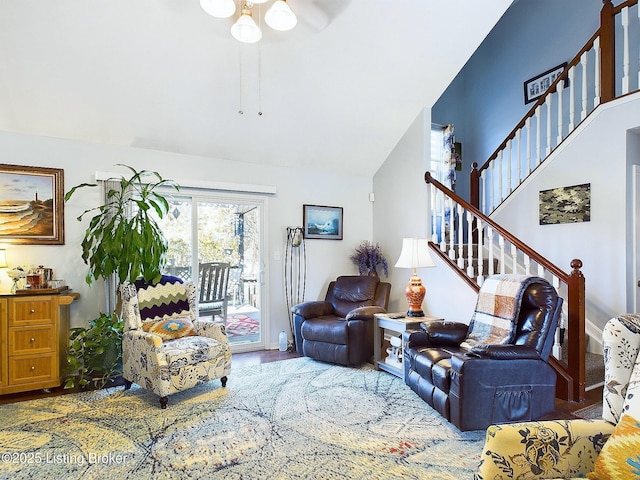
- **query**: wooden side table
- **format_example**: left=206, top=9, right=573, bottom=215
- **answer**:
left=373, top=312, right=444, bottom=381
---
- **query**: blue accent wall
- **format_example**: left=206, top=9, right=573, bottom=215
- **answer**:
left=432, top=0, right=602, bottom=202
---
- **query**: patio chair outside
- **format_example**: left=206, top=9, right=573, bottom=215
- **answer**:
left=198, top=262, right=231, bottom=324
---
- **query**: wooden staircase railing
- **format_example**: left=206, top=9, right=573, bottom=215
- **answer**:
left=471, top=0, right=640, bottom=215
left=426, top=171, right=586, bottom=402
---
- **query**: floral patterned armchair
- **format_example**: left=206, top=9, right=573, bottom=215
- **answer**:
left=475, top=314, right=640, bottom=479
left=120, top=275, right=232, bottom=408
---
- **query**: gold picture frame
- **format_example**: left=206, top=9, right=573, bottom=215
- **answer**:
left=0, top=164, right=65, bottom=244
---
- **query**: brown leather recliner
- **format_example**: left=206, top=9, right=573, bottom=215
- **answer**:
left=292, top=275, right=391, bottom=366
left=403, top=274, right=563, bottom=431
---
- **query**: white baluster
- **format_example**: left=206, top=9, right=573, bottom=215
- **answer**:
left=439, top=189, right=447, bottom=252
left=524, top=254, right=531, bottom=275
left=594, top=37, right=601, bottom=107
left=448, top=198, right=456, bottom=260
left=457, top=204, right=464, bottom=268
left=557, top=80, right=564, bottom=145
left=507, top=139, right=512, bottom=195
left=466, top=212, right=474, bottom=277
left=525, top=117, right=532, bottom=175
left=535, top=106, right=542, bottom=168
left=489, top=161, right=495, bottom=213
left=481, top=169, right=487, bottom=216
left=581, top=51, right=588, bottom=121
left=499, top=235, right=506, bottom=274
left=516, top=130, right=522, bottom=186
left=487, top=226, right=495, bottom=276
left=477, top=219, right=484, bottom=284
left=553, top=315, right=563, bottom=359
left=545, top=94, right=552, bottom=156
left=537, top=263, right=545, bottom=277
left=431, top=186, right=438, bottom=244
left=569, top=66, right=576, bottom=130
left=622, top=7, right=630, bottom=94
left=498, top=150, right=504, bottom=204
left=511, top=244, right=518, bottom=274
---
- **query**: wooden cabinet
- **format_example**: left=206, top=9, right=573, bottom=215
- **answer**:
left=0, top=292, right=78, bottom=395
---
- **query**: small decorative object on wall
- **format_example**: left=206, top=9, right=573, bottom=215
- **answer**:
left=454, top=142, right=463, bottom=171
left=524, top=62, right=568, bottom=104
left=539, top=183, right=591, bottom=225
left=303, top=204, right=343, bottom=240
left=0, top=164, right=64, bottom=244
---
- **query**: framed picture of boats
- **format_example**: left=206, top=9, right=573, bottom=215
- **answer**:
left=0, top=164, right=65, bottom=244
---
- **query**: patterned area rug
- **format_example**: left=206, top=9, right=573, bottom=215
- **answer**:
left=0, top=358, right=485, bottom=479
left=225, top=313, right=259, bottom=337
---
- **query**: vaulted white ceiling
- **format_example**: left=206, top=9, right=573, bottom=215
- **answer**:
left=0, top=0, right=512, bottom=176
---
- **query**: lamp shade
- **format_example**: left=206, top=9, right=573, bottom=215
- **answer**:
left=394, top=238, right=435, bottom=270
left=265, top=0, right=297, bottom=31
left=200, top=0, right=236, bottom=18
left=231, top=7, right=263, bottom=43
left=0, top=249, right=6, bottom=268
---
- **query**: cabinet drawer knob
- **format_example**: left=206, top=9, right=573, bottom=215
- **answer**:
left=30, top=337, right=36, bottom=343
left=30, top=366, right=36, bottom=371
left=29, top=309, right=35, bottom=314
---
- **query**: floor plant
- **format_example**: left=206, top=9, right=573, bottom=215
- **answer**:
left=63, top=165, right=179, bottom=389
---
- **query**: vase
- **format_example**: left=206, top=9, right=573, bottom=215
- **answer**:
left=368, top=268, right=378, bottom=277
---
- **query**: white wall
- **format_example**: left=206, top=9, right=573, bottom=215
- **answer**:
left=373, top=108, right=478, bottom=321
left=491, top=95, right=640, bottom=329
left=0, top=130, right=374, bottom=348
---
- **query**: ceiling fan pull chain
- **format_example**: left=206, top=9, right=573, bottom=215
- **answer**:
left=258, top=41, right=263, bottom=116
left=238, top=44, right=244, bottom=115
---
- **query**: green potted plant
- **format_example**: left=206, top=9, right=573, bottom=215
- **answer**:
left=64, top=313, right=123, bottom=389
left=63, top=164, right=179, bottom=389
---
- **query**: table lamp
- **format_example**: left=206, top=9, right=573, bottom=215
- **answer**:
left=394, top=238, right=435, bottom=317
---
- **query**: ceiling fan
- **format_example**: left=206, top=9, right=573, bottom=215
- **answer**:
left=199, top=0, right=343, bottom=42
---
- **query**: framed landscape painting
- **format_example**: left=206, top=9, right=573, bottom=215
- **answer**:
left=0, top=164, right=65, bottom=244
left=303, top=204, right=343, bottom=240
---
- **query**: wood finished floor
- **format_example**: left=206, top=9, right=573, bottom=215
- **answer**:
left=0, top=349, right=600, bottom=419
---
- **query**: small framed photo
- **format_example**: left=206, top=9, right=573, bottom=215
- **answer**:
left=0, top=164, right=65, bottom=244
left=303, top=204, right=343, bottom=240
left=524, top=62, right=568, bottom=104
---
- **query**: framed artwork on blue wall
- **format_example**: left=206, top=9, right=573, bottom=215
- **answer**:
left=524, top=62, right=568, bottom=104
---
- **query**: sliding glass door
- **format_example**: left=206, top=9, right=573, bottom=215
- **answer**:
left=157, top=190, right=266, bottom=352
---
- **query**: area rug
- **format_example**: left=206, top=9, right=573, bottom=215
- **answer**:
left=573, top=401, right=603, bottom=420
left=225, top=313, right=259, bottom=337
left=0, top=357, right=485, bottom=479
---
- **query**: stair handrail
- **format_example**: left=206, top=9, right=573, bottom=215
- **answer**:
left=471, top=0, right=637, bottom=214
left=426, top=171, right=587, bottom=402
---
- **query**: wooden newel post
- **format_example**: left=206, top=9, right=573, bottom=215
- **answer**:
left=567, top=258, right=586, bottom=403
left=600, top=0, right=615, bottom=103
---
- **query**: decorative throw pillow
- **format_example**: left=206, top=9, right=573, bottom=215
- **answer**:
left=142, top=318, right=196, bottom=341
left=461, top=275, right=544, bottom=350
left=135, top=275, right=190, bottom=322
left=587, top=414, right=640, bottom=480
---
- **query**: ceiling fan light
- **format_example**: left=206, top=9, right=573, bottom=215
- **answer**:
left=265, top=0, right=297, bottom=32
left=200, top=0, right=236, bottom=19
left=231, top=7, right=263, bottom=44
